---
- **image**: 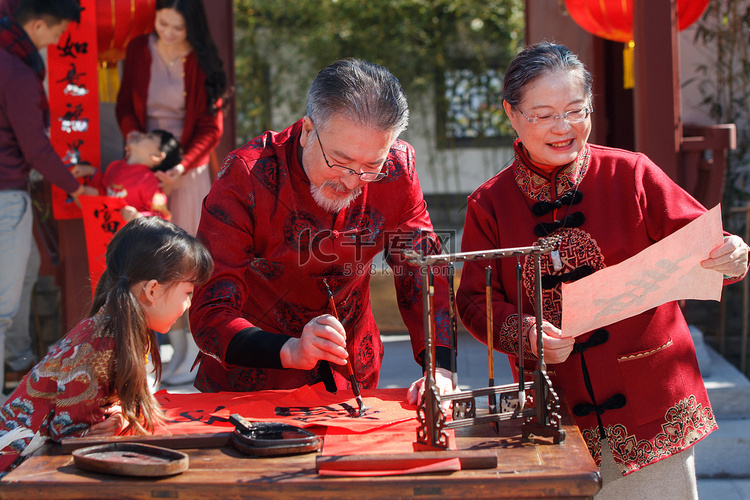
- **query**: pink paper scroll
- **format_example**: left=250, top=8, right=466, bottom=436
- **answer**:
left=561, top=205, right=724, bottom=338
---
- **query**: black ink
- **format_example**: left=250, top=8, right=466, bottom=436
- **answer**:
left=56, top=33, right=89, bottom=58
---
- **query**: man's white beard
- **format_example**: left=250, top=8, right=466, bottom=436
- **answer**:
left=310, top=180, right=362, bottom=213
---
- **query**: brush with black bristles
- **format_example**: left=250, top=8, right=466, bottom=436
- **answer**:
left=322, top=278, right=367, bottom=416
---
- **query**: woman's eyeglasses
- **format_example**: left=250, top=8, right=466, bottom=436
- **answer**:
left=516, top=107, right=592, bottom=127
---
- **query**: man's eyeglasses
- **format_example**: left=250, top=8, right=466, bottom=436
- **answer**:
left=314, top=128, right=388, bottom=182
left=516, top=106, right=592, bottom=127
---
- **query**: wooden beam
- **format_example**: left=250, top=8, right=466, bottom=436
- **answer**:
left=58, top=219, right=91, bottom=333
left=204, top=0, right=236, bottom=161
left=633, top=0, right=681, bottom=181
left=60, top=432, right=232, bottom=454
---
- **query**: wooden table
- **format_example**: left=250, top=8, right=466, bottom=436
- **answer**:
left=0, top=408, right=600, bottom=499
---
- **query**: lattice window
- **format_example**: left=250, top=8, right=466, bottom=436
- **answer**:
left=440, top=66, right=514, bottom=148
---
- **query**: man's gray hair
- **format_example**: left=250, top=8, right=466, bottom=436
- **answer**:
left=306, top=58, right=409, bottom=136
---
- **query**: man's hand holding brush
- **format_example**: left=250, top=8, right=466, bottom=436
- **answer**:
left=280, top=314, right=349, bottom=371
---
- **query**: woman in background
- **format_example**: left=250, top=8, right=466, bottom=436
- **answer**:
left=116, top=0, right=226, bottom=386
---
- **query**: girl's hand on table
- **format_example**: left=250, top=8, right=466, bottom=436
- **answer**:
left=86, top=405, right=129, bottom=437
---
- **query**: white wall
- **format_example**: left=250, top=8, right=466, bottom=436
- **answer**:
left=396, top=91, right=515, bottom=196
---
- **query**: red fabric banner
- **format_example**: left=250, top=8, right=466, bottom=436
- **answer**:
left=79, top=195, right=126, bottom=295
left=48, top=0, right=100, bottom=220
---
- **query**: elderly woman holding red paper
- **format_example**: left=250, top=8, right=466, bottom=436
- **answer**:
left=456, top=42, right=749, bottom=499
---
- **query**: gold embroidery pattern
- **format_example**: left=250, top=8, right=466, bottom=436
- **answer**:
left=581, top=428, right=603, bottom=466
left=580, top=395, right=716, bottom=473
left=513, top=146, right=590, bottom=202
left=617, top=339, right=673, bottom=362
left=24, top=313, right=114, bottom=409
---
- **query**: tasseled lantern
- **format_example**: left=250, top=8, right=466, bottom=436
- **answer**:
left=97, top=0, right=155, bottom=102
left=563, top=0, right=709, bottom=89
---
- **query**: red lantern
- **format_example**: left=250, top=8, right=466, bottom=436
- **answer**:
left=97, top=0, right=156, bottom=102
left=564, top=0, right=709, bottom=88
left=564, top=0, right=710, bottom=43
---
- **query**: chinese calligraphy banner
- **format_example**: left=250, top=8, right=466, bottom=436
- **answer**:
left=560, top=205, right=724, bottom=338
left=80, top=195, right=126, bottom=295
left=48, top=0, right=100, bottom=220
left=155, top=384, right=417, bottom=435
left=154, top=385, right=460, bottom=476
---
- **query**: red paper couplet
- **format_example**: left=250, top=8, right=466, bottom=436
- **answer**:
left=79, top=195, right=126, bottom=295
left=48, top=0, right=101, bottom=220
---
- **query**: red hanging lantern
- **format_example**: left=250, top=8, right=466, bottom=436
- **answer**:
left=97, top=0, right=156, bottom=102
left=564, top=0, right=709, bottom=87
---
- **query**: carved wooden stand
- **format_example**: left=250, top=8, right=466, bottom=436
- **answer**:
left=404, top=238, right=566, bottom=449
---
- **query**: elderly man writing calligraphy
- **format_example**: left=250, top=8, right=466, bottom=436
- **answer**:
left=190, top=58, right=453, bottom=402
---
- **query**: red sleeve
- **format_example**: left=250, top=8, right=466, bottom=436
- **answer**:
left=189, top=152, right=258, bottom=368
left=636, top=153, right=707, bottom=242
left=635, top=153, right=749, bottom=284
left=115, top=36, right=148, bottom=138
left=456, top=192, right=535, bottom=360
left=179, top=56, right=222, bottom=172
left=3, top=62, right=79, bottom=193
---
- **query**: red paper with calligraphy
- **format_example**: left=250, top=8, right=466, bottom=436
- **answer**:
left=48, top=0, right=100, bottom=220
left=153, top=385, right=458, bottom=476
left=154, top=384, right=417, bottom=435
left=79, top=195, right=126, bottom=295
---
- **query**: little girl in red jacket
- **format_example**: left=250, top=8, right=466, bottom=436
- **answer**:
left=0, top=217, right=213, bottom=475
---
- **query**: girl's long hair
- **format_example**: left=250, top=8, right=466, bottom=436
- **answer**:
left=90, top=217, right=213, bottom=434
left=156, top=0, right=227, bottom=113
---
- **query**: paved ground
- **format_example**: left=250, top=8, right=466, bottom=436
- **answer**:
left=161, top=332, right=750, bottom=499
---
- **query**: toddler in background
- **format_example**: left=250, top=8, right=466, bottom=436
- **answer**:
left=75, top=129, right=182, bottom=221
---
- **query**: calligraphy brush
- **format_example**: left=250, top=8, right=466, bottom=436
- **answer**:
left=322, top=278, right=366, bottom=416
left=515, top=257, right=525, bottom=410
left=486, top=266, right=498, bottom=432
left=447, top=264, right=458, bottom=390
